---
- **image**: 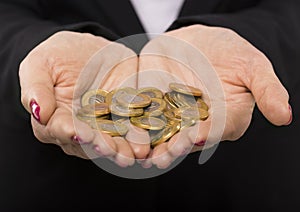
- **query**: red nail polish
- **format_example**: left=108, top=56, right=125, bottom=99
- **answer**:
left=195, top=140, right=206, bottom=146
left=285, top=105, right=293, bottom=125
left=71, top=135, right=88, bottom=145
left=30, top=100, right=40, bottom=123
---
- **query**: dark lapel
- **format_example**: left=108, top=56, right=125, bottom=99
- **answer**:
left=179, top=0, right=223, bottom=17
left=96, top=0, right=145, bottom=37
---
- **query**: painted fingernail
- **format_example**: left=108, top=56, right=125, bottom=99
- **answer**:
left=285, top=105, right=293, bottom=126
left=71, top=135, right=88, bottom=145
left=195, top=140, right=206, bottom=146
left=93, top=145, right=103, bottom=156
left=30, top=100, right=40, bottom=123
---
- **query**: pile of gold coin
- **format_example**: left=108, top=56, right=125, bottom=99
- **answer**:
left=76, top=83, right=209, bottom=148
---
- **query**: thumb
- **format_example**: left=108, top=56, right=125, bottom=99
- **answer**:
left=247, top=61, right=292, bottom=126
left=19, top=55, right=56, bottom=125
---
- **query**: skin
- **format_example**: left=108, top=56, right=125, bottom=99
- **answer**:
left=139, top=25, right=291, bottom=168
left=19, top=25, right=292, bottom=168
left=19, top=31, right=150, bottom=165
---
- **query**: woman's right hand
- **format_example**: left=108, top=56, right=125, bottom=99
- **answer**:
left=19, top=31, right=148, bottom=166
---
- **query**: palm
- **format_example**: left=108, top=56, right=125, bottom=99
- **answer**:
left=137, top=25, right=281, bottom=168
left=20, top=31, right=139, bottom=162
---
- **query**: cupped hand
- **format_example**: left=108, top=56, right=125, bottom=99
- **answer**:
left=19, top=31, right=148, bottom=166
left=138, top=25, right=292, bottom=169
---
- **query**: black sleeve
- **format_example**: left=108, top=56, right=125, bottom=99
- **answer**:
left=0, top=0, right=119, bottom=123
left=169, top=0, right=300, bottom=92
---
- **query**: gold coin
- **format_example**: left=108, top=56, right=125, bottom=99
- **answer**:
left=76, top=114, right=94, bottom=124
left=175, top=93, right=198, bottom=107
left=105, top=87, right=136, bottom=105
left=105, top=89, right=116, bottom=105
left=196, top=98, right=209, bottom=111
left=110, top=104, right=144, bottom=117
left=169, top=82, right=202, bottom=97
left=77, top=103, right=110, bottom=117
left=77, top=114, right=111, bottom=129
left=130, top=116, right=166, bottom=130
left=81, top=89, right=109, bottom=107
left=176, top=107, right=209, bottom=121
left=143, top=98, right=167, bottom=117
left=180, top=118, right=197, bottom=130
left=150, top=121, right=181, bottom=148
left=138, top=87, right=163, bottom=99
left=116, top=93, right=151, bottom=108
left=164, top=109, right=182, bottom=122
left=95, top=120, right=128, bottom=137
left=164, top=92, right=177, bottom=109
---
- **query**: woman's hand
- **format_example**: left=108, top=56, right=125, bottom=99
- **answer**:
left=138, top=25, right=292, bottom=168
left=19, top=31, right=146, bottom=166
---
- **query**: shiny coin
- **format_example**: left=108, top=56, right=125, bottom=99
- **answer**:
left=138, top=87, right=163, bottom=99
left=164, top=92, right=177, bottom=109
left=116, top=93, right=151, bottom=108
left=175, top=107, right=209, bottom=121
left=77, top=103, right=110, bottom=117
left=169, top=82, right=202, bottom=97
left=81, top=89, right=108, bottom=107
left=105, top=89, right=117, bottom=105
left=159, top=114, right=168, bottom=124
left=180, top=118, right=197, bottom=131
left=77, top=114, right=110, bottom=123
left=144, top=98, right=167, bottom=117
left=110, top=104, right=144, bottom=117
left=150, top=121, right=181, bottom=148
left=94, top=120, right=128, bottom=137
left=130, top=116, right=166, bottom=130
left=164, top=109, right=182, bottom=122
left=76, top=115, right=94, bottom=125
left=176, top=93, right=197, bottom=107
left=196, top=98, right=209, bottom=111
left=105, top=87, right=136, bottom=105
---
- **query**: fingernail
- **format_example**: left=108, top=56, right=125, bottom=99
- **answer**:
left=30, top=100, right=40, bottom=123
left=141, top=161, right=152, bottom=169
left=285, top=105, right=293, bottom=126
left=195, top=140, right=206, bottom=146
left=136, top=159, right=145, bottom=164
left=71, top=135, right=88, bottom=145
left=93, top=145, right=103, bottom=156
left=115, top=159, right=129, bottom=168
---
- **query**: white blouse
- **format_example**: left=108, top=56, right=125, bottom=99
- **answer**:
left=130, top=0, right=185, bottom=38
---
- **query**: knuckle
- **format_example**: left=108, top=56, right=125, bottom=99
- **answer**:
left=47, top=117, right=75, bottom=140
left=32, top=126, right=52, bottom=144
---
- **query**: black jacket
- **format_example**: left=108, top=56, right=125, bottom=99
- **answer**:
left=0, top=0, right=299, bottom=211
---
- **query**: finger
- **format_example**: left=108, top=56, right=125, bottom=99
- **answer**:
left=123, top=120, right=151, bottom=159
left=31, top=117, right=54, bottom=144
left=186, top=121, right=215, bottom=154
left=167, top=129, right=194, bottom=157
left=246, top=59, right=291, bottom=126
left=47, top=107, right=80, bottom=145
left=140, top=150, right=154, bottom=169
left=152, top=143, right=173, bottom=169
left=113, top=137, right=135, bottom=167
left=19, top=54, right=56, bottom=125
left=93, top=132, right=117, bottom=158
left=60, top=143, right=91, bottom=160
